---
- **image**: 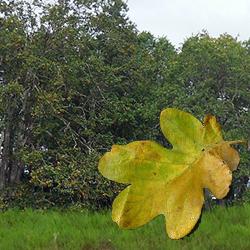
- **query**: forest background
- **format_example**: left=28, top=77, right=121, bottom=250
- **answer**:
left=0, top=0, right=249, bottom=210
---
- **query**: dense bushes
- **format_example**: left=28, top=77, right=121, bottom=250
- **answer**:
left=0, top=0, right=249, bottom=209
left=0, top=151, right=124, bottom=210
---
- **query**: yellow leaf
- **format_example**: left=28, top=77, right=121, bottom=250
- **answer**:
left=98, top=108, right=245, bottom=239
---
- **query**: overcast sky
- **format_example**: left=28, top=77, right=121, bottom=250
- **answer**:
left=127, top=0, right=250, bottom=46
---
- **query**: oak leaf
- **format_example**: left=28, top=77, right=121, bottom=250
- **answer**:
left=98, top=108, right=244, bottom=239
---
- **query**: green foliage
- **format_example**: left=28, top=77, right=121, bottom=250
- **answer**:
left=0, top=151, right=122, bottom=210
left=0, top=1, right=249, bottom=209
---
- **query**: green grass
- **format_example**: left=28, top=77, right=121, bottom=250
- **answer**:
left=0, top=204, right=249, bottom=250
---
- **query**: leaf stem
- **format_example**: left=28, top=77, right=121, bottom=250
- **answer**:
left=227, top=140, right=247, bottom=145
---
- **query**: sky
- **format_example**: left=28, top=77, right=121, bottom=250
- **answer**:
left=127, top=0, right=250, bottom=46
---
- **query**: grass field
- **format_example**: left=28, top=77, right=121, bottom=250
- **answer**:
left=0, top=204, right=249, bottom=250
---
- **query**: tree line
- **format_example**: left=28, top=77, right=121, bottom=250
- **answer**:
left=0, top=0, right=249, bottom=209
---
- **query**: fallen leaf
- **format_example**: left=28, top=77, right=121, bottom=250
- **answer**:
left=98, top=108, right=245, bottom=239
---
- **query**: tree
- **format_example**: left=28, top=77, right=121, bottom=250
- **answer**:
left=169, top=33, right=250, bottom=203
left=0, top=0, right=32, bottom=188
left=0, top=0, right=176, bottom=208
left=0, top=2, right=248, bottom=209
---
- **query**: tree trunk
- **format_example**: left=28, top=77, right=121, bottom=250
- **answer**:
left=0, top=105, right=14, bottom=189
left=0, top=86, right=32, bottom=189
